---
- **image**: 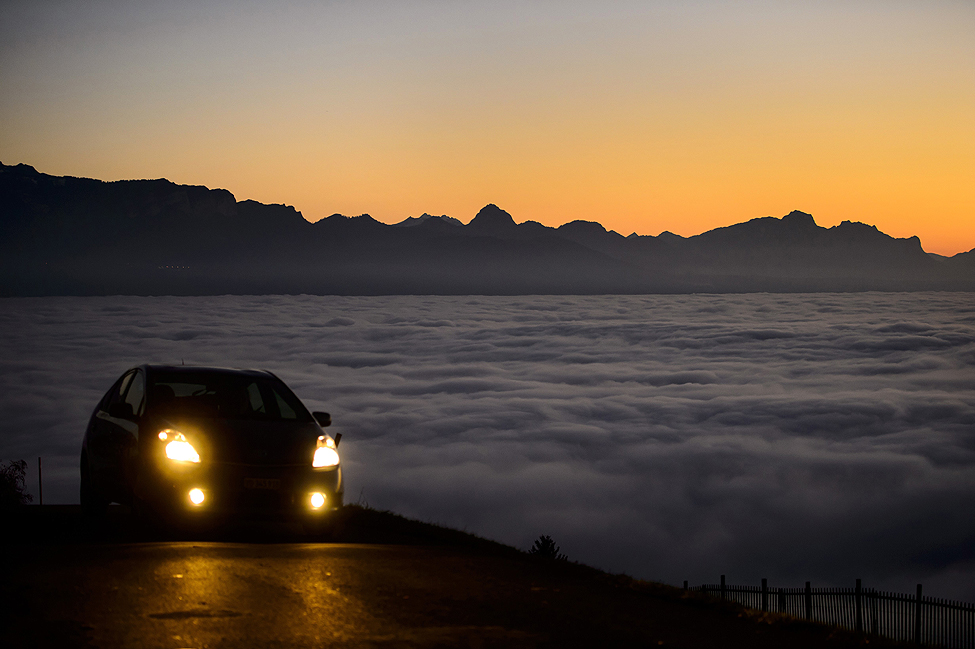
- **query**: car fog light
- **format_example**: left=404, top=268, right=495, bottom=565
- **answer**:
left=310, top=492, right=326, bottom=509
left=189, top=488, right=205, bottom=505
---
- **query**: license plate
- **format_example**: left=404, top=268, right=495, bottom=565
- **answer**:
left=244, top=478, right=281, bottom=490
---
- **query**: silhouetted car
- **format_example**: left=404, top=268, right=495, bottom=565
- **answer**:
left=81, top=365, right=343, bottom=530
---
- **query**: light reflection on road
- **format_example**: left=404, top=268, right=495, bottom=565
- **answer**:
left=19, top=543, right=396, bottom=648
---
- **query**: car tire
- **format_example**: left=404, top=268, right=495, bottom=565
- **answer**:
left=302, top=518, right=336, bottom=541
left=131, top=495, right=165, bottom=539
left=80, top=452, right=109, bottom=519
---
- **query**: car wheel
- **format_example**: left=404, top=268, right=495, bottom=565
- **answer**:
left=302, top=518, right=336, bottom=541
left=129, top=495, right=163, bottom=539
left=80, top=452, right=109, bottom=518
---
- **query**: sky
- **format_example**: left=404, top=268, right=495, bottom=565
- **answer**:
left=1, top=0, right=973, bottom=255
left=2, top=293, right=974, bottom=599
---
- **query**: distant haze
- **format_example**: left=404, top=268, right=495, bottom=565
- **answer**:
left=0, top=1, right=972, bottom=255
left=2, top=293, right=973, bottom=600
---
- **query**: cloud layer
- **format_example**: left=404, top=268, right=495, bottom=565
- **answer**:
left=1, top=293, right=973, bottom=599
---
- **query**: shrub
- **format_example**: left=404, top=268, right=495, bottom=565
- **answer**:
left=0, top=460, right=33, bottom=508
left=529, top=535, right=567, bottom=560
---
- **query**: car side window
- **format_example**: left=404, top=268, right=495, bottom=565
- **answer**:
left=105, top=372, right=134, bottom=412
left=245, top=383, right=267, bottom=415
left=123, top=370, right=146, bottom=417
left=273, top=389, right=298, bottom=420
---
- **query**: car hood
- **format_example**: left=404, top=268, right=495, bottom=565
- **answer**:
left=155, top=416, right=324, bottom=466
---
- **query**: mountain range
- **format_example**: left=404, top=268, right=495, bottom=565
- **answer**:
left=1, top=162, right=972, bottom=295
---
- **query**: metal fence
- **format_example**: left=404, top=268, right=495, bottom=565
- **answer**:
left=688, top=577, right=974, bottom=648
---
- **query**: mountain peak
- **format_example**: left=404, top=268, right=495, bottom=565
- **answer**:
left=393, top=213, right=463, bottom=227
left=468, top=204, right=516, bottom=230
left=781, top=210, right=817, bottom=228
left=558, top=220, right=607, bottom=235
left=0, top=162, right=38, bottom=175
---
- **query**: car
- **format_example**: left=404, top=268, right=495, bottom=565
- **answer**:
left=80, top=365, right=343, bottom=531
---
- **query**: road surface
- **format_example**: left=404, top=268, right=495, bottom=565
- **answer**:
left=0, top=508, right=897, bottom=648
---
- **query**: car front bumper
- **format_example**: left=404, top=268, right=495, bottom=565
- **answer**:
left=142, top=461, right=343, bottom=522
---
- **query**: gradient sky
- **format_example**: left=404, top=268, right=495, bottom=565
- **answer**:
left=1, top=1, right=973, bottom=255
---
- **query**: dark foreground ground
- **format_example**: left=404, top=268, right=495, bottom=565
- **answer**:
left=1, top=506, right=903, bottom=648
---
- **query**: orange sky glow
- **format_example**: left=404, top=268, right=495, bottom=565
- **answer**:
left=2, top=1, right=973, bottom=255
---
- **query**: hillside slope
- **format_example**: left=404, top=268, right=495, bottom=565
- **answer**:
left=1, top=505, right=905, bottom=648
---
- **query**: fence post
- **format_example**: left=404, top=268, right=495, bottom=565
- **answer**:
left=761, top=578, right=768, bottom=612
left=870, top=588, right=878, bottom=636
left=804, top=581, right=812, bottom=620
left=720, top=575, right=726, bottom=600
left=683, top=581, right=688, bottom=591
left=855, top=579, right=862, bottom=634
left=914, top=584, right=922, bottom=645
left=778, top=588, right=785, bottom=613
left=38, top=456, right=43, bottom=506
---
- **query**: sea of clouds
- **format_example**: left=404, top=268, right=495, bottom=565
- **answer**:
left=1, top=293, right=973, bottom=599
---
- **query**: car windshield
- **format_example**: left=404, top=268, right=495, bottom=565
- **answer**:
left=148, top=371, right=313, bottom=422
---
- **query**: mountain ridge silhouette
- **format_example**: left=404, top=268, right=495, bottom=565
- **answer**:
left=1, top=162, right=971, bottom=295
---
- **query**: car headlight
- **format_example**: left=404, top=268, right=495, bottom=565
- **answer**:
left=159, top=429, right=200, bottom=463
left=312, top=435, right=339, bottom=468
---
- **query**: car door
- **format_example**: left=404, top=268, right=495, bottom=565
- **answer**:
left=117, top=369, right=146, bottom=495
left=88, top=371, right=133, bottom=499
left=90, top=369, right=144, bottom=503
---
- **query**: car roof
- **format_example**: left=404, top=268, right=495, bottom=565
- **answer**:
left=140, top=364, right=277, bottom=379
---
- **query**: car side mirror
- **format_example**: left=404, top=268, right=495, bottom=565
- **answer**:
left=313, top=411, right=331, bottom=427
left=108, top=402, right=134, bottom=420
